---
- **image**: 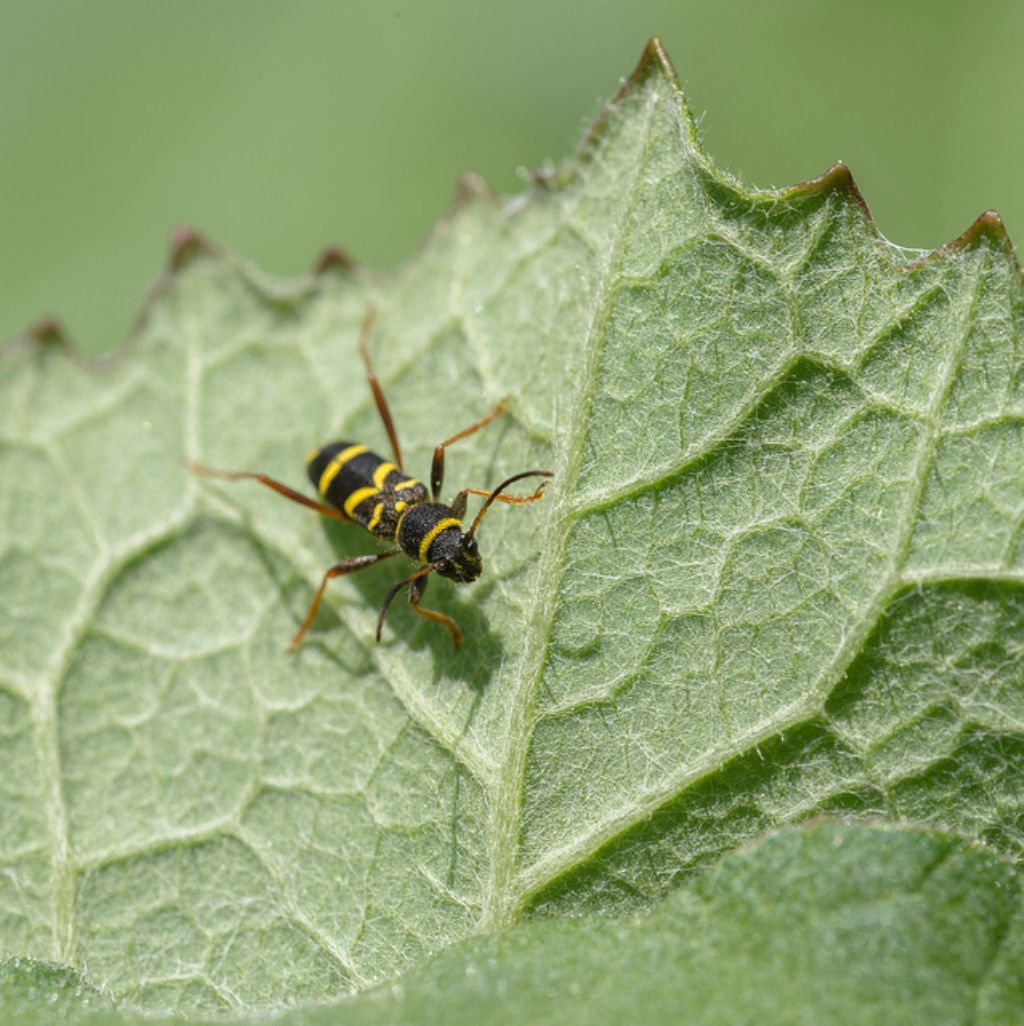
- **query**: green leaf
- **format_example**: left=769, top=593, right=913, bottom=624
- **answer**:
left=305, top=821, right=1024, bottom=1026
left=4, top=823, right=1024, bottom=1026
left=2, top=37, right=1023, bottom=1020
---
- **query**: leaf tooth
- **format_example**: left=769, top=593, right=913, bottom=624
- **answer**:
left=168, top=223, right=218, bottom=273
left=453, top=170, right=494, bottom=206
left=26, top=316, right=69, bottom=348
left=312, top=245, right=356, bottom=276
left=932, top=209, right=1018, bottom=265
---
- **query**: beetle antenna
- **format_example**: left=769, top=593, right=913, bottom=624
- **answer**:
left=468, top=470, right=553, bottom=538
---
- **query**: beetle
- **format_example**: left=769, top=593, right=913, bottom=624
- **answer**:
left=190, top=309, right=551, bottom=648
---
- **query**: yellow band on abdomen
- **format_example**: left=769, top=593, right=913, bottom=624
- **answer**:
left=372, top=461, right=397, bottom=489
left=318, top=444, right=368, bottom=494
left=343, top=486, right=379, bottom=518
left=418, top=517, right=462, bottom=564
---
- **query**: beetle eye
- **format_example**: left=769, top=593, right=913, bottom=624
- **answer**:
left=464, top=537, right=479, bottom=556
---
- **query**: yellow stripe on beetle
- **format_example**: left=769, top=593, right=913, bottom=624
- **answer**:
left=366, top=502, right=385, bottom=532
left=372, top=462, right=397, bottom=489
left=394, top=502, right=410, bottom=536
left=418, top=517, right=462, bottom=564
left=318, top=444, right=368, bottom=495
left=343, top=486, right=379, bottom=518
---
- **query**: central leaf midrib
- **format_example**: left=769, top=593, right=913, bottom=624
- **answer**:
left=481, top=81, right=665, bottom=930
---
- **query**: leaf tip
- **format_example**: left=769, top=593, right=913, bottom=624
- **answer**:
left=313, top=245, right=357, bottom=276
left=557, top=37, right=689, bottom=189
left=950, top=209, right=1017, bottom=258
left=168, top=224, right=217, bottom=273
left=25, top=315, right=70, bottom=348
left=607, top=38, right=683, bottom=114
left=3, top=314, right=101, bottom=369
left=629, top=37, right=681, bottom=92
left=782, top=161, right=873, bottom=218
left=454, top=170, right=495, bottom=207
left=905, top=207, right=1021, bottom=276
left=805, top=161, right=864, bottom=200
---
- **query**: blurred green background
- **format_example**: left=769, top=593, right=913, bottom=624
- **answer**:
left=3, top=0, right=1022, bottom=355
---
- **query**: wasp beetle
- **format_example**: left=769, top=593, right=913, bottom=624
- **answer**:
left=190, top=310, right=551, bottom=648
